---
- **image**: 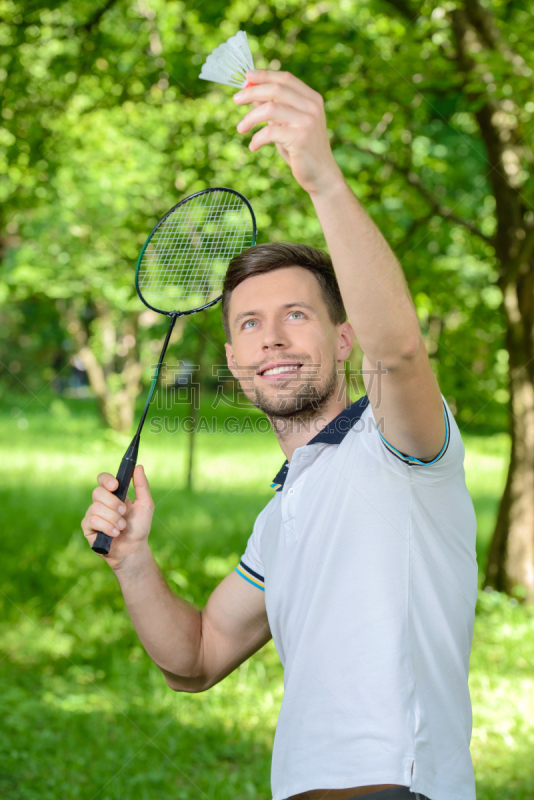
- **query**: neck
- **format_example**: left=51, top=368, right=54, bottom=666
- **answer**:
left=270, top=379, right=351, bottom=461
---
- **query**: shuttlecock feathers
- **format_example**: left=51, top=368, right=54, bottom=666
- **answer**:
left=199, top=31, right=255, bottom=89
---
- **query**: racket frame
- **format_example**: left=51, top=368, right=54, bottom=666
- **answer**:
left=135, top=186, right=257, bottom=317
left=92, top=187, right=256, bottom=556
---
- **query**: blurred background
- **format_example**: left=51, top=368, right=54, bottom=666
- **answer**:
left=1, top=1, right=534, bottom=798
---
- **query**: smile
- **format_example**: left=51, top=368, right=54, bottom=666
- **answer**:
left=258, top=362, right=303, bottom=377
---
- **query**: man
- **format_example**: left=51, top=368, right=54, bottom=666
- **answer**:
left=82, top=70, right=478, bottom=800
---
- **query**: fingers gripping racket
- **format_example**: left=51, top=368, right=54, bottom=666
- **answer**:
left=92, top=188, right=257, bottom=555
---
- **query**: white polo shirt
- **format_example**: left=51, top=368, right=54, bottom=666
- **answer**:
left=235, top=396, right=478, bottom=800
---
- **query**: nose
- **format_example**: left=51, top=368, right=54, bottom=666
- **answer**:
left=261, top=318, right=289, bottom=351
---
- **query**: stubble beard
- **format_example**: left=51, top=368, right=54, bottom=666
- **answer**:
left=251, top=358, right=339, bottom=434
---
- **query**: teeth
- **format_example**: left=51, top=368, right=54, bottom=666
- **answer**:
left=262, top=365, right=299, bottom=376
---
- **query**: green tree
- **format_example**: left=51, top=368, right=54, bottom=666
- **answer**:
left=329, top=0, right=534, bottom=599
left=4, top=0, right=534, bottom=594
left=220, top=0, right=531, bottom=598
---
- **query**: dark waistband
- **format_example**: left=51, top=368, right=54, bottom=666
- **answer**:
left=346, top=790, right=429, bottom=800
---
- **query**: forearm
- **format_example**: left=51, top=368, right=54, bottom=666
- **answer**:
left=309, top=174, right=421, bottom=366
left=113, top=545, right=203, bottom=691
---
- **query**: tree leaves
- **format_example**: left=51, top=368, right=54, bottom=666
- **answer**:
left=4, top=0, right=534, bottom=430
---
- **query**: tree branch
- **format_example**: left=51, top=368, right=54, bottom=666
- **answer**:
left=80, top=0, right=120, bottom=33
left=450, top=6, right=524, bottom=268
left=463, top=0, right=531, bottom=77
left=395, top=211, right=434, bottom=257
left=356, top=145, right=494, bottom=246
left=381, top=0, right=421, bottom=23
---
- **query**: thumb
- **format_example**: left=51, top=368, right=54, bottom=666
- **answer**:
left=132, top=465, right=153, bottom=508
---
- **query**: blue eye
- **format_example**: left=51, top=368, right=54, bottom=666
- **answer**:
left=243, top=319, right=258, bottom=329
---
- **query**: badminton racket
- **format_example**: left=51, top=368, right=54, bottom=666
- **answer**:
left=92, top=187, right=257, bottom=555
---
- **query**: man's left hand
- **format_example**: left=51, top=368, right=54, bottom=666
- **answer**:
left=234, top=70, right=343, bottom=196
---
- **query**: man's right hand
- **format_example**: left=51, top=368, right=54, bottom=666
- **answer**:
left=81, top=464, right=154, bottom=570
left=81, top=463, right=271, bottom=693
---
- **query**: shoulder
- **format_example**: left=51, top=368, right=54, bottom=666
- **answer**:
left=355, top=396, right=466, bottom=482
left=254, top=492, right=280, bottom=531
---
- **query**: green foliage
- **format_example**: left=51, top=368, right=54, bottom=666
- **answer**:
left=4, top=0, right=533, bottom=430
left=0, top=402, right=532, bottom=798
left=2, top=3, right=534, bottom=790
left=471, top=589, right=534, bottom=800
left=463, top=432, right=510, bottom=573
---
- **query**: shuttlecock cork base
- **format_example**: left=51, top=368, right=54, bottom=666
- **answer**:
left=199, top=30, right=257, bottom=89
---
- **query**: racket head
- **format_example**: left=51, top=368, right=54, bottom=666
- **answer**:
left=135, top=187, right=257, bottom=317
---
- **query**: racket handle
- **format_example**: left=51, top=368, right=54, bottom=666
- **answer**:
left=92, top=438, right=139, bottom=556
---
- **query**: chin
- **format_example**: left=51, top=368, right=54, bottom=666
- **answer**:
left=253, top=383, right=336, bottom=420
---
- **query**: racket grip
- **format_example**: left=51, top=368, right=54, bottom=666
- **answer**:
left=92, top=439, right=139, bottom=556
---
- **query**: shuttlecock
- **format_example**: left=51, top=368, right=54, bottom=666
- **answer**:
left=199, top=31, right=256, bottom=89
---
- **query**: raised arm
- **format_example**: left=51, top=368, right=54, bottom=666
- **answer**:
left=308, top=176, right=445, bottom=462
left=234, top=71, right=445, bottom=461
left=81, top=466, right=271, bottom=692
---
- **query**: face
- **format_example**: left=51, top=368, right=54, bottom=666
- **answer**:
left=225, top=266, right=354, bottom=420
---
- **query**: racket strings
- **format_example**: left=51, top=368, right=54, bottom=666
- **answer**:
left=143, top=196, right=246, bottom=271
left=137, top=190, right=255, bottom=313
left=147, top=216, right=246, bottom=286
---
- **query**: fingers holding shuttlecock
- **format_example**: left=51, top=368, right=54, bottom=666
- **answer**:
left=199, top=31, right=257, bottom=89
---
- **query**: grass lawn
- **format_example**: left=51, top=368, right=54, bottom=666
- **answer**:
left=1, top=395, right=533, bottom=799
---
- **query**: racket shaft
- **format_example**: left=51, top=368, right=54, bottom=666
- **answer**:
left=92, top=440, right=139, bottom=555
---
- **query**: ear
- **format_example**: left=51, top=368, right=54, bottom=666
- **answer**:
left=225, top=342, right=240, bottom=379
left=336, top=321, right=354, bottom=363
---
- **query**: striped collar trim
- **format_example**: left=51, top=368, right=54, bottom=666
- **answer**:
left=271, top=396, right=369, bottom=491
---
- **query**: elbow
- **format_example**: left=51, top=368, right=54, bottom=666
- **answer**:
left=164, top=672, right=208, bottom=694
left=159, top=660, right=207, bottom=693
left=397, top=331, right=423, bottom=363
left=372, top=331, right=422, bottom=372
left=160, top=609, right=206, bottom=693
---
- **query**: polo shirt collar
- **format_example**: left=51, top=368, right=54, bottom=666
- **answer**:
left=271, top=395, right=369, bottom=491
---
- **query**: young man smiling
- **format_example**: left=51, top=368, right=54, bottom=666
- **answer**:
left=82, top=71, right=478, bottom=800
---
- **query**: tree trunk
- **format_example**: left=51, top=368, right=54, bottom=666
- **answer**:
left=486, top=277, right=534, bottom=600
left=186, top=333, right=207, bottom=490
left=67, top=304, right=143, bottom=433
left=451, top=1, right=534, bottom=600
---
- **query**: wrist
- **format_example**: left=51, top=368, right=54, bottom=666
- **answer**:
left=307, top=165, right=346, bottom=200
left=112, top=542, right=153, bottom=579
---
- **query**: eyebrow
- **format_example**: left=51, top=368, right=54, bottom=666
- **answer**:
left=233, top=302, right=316, bottom=328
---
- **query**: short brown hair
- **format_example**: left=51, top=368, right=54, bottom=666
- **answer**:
left=222, top=242, right=346, bottom=340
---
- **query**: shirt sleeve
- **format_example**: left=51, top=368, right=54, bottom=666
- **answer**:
left=372, top=397, right=465, bottom=482
left=235, top=513, right=265, bottom=592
